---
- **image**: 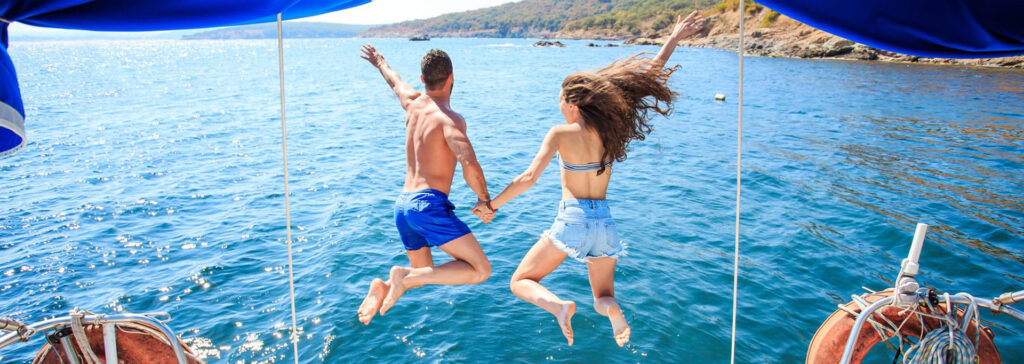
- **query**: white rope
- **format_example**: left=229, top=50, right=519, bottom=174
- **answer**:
left=0, top=18, right=11, bottom=24
left=903, top=293, right=980, bottom=364
left=69, top=308, right=102, bottom=364
left=729, top=1, right=744, bottom=363
left=275, top=13, right=301, bottom=364
left=904, top=326, right=977, bottom=364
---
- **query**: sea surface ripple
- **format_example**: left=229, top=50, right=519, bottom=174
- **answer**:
left=1, top=38, right=1022, bottom=363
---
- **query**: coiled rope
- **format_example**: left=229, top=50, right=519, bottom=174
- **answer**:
left=275, top=13, right=301, bottom=364
left=839, top=290, right=982, bottom=364
left=904, top=293, right=980, bottom=364
left=904, top=326, right=977, bottom=364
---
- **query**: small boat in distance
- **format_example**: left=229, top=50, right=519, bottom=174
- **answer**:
left=409, top=34, right=430, bottom=41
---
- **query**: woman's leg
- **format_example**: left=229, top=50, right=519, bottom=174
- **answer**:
left=510, top=237, right=576, bottom=345
left=587, top=257, right=630, bottom=346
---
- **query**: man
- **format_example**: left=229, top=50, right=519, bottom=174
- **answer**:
left=357, top=45, right=495, bottom=325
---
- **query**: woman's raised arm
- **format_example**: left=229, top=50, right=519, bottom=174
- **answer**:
left=652, top=11, right=706, bottom=70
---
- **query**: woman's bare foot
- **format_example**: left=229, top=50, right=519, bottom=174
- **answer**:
left=379, top=266, right=410, bottom=316
left=607, top=305, right=630, bottom=346
left=555, top=301, right=576, bottom=346
left=357, top=278, right=389, bottom=325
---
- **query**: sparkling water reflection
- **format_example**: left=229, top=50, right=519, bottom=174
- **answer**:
left=1, top=38, right=1022, bottom=363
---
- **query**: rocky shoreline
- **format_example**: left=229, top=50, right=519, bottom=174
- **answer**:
left=360, top=5, right=1022, bottom=69
left=623, top=9, right=1023, bottom=69
left=364, top=7, right=1022, bottom=69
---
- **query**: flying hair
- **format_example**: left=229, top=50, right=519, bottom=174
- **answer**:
left=560, top=53, right=678, bottom=175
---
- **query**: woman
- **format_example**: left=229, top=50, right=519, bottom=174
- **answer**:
left=480, top=12, right=706, bottom=346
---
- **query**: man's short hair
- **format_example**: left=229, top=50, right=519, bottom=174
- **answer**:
left=421, top=49, right=453, bottom=91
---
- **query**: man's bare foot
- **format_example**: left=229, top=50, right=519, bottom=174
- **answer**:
left=379, top=266, right=410, bottom=316
left=607, top=305, right=630, bottom=346
left=556, top=301, right=576, bottom=346
left=357, top=278, right=389, bottom=325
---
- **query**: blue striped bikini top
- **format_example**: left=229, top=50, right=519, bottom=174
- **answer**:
left=557, top=154, right=604, bottom=172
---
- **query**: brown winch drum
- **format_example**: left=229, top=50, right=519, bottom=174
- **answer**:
left=805, top=289, right=1001, bottom=364
left=32, top=322, right=204, bottom=364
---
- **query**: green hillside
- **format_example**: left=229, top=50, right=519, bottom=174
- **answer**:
left=362, top=0, right=720, bottom=38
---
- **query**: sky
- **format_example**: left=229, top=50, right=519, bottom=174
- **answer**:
left=8, top=0, right=522, bottom=39
left=308, top=0, right=521, bottom=25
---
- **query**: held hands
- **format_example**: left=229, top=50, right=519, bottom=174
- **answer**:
left=471, top=199, right=495, bottom=224
left=670, top=11, right=707, bottom=41
left=360, top=44, right=385, bottom=68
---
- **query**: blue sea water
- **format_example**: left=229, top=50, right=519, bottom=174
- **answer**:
left=1, top=37, right=1022, bottom=363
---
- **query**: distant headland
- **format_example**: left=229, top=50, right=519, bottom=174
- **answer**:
left=359, top=0, right=1023, bottom=69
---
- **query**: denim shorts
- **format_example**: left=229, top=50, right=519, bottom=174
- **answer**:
left=542, top=199, right=624, bottom=262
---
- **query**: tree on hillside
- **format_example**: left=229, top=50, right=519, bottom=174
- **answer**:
left=363, top=0, right=724, bottom=38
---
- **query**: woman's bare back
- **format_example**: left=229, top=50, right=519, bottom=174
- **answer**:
left=554, top=123, right=611, bottom=200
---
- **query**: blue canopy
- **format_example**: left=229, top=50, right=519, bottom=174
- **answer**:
left=1, top=0, right=1023, bottom=157
left=758, top=0, right=1024, bottom=59
left=0, top=0, right=369, bottom=157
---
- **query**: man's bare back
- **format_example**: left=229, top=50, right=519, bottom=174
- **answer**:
left=402, top=95, right=463, bottom=195
left=356, top=45, right=494, bottom=326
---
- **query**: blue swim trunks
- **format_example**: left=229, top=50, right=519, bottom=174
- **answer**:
left=542, top=199, right=625, bottom=262
left=394, top=189, right=472, bottom=251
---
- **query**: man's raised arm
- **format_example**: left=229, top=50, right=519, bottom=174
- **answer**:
left=361, top=44, right=421, bottom=110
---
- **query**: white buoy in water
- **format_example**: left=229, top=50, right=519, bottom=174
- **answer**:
left=715, top=93, right=726, bottom=101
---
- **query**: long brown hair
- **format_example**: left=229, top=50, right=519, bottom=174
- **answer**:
left=561, top=53, right=677, bottom=175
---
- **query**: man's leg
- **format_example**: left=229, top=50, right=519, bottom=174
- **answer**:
left=406, top=246, right=434, bottom=268
left=358, top=247, right=434, bottom=325
left=379, top=233, right=491, bottom=315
